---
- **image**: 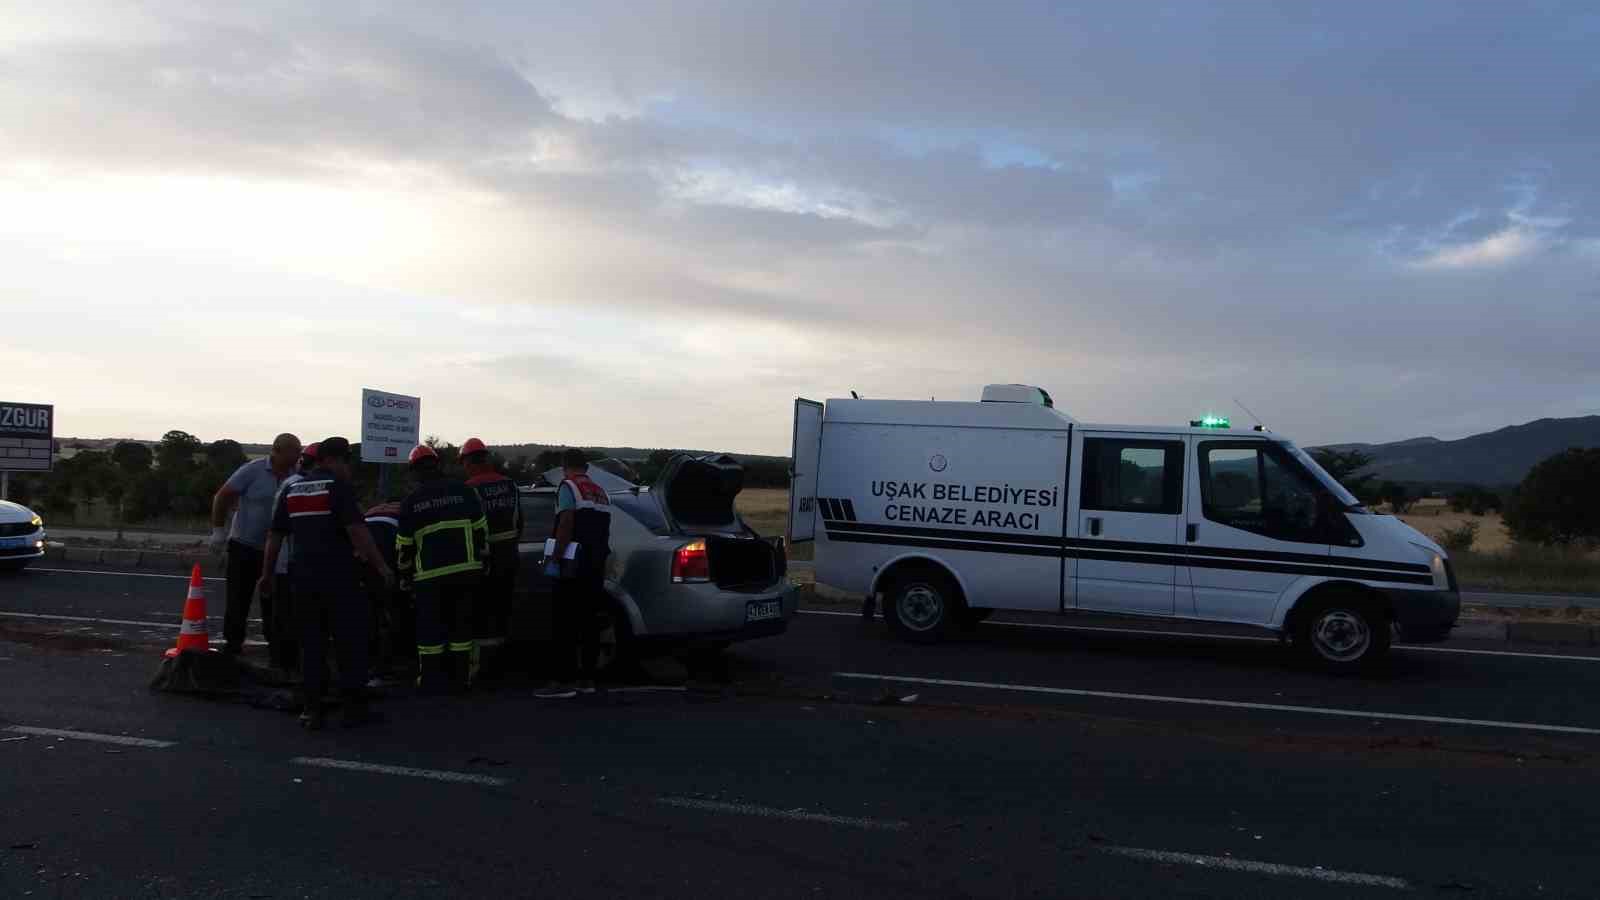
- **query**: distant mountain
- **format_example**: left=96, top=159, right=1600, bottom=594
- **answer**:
left=1315, top=416, right=1600, bottom=486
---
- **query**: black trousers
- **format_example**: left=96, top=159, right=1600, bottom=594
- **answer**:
left=224, top=540, right=267, bottom=652
left=270, top=573, right=301, bottom=671
left=295, top=573, right=371, bottom=705
left=415, top=578, right=476, bottom=691
left=553, top=577, right=606, bottom=681
left=473, top=544, right=517, bottom=647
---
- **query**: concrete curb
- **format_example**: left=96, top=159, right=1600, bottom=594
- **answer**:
left=792, top=583, right=1598, bottom=648
left=44, top=544, right=217, bottom=573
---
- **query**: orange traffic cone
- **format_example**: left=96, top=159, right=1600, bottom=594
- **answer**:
left=164, top=564, right=214, bottom=658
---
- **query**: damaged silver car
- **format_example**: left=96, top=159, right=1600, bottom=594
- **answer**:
left=514, top=454, right=797, bottom=670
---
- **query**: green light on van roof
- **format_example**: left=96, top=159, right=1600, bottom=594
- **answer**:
left=1190, top=415, right=1231, bottom=429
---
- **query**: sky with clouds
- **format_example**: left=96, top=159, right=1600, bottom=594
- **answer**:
left=3, top=1, right=1597, bottom=455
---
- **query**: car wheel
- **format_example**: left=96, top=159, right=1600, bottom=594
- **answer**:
left=592, top=598, right=633, bottom=677
left=1293, top=593, right=1391, bottom=673
left=885, top=566, right=962, bottom=643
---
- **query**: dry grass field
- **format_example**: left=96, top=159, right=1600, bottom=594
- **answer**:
left=1395, top=498, right=1513, bottom=553
left=736, top=488, right=812, bottom=560
left=735, top=488, right=791, bottom=537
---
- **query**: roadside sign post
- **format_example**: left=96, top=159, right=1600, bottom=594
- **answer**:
left=361, top=389, right=420, bottom=501
left=1, top=401, right=54, bottom=501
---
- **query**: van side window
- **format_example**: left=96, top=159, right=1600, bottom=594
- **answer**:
left=1081, top=439, right=1183, bottom=515
left=1199, top=442, right=1323, bottom=543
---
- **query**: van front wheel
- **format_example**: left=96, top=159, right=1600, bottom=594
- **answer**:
left=1293, top=594, right=1391, bottom=672
left=884, top=566, right=961, bottom=643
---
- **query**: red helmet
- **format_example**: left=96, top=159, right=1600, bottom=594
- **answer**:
left=460, top=437, right=488, bottom=458
left=300, top=442, right=321, bottom=463
left=408, top=444, right=439, bottom=466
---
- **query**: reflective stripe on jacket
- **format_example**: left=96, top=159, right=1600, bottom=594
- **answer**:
left=396, top=478, right=488, bottom=583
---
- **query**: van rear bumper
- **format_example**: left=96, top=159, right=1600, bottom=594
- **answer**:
left=1385, top=587, right=1460, bottom=643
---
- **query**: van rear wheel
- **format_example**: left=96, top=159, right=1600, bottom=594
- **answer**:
left=1293, top=593, right=1391, bottom=673
left=884, top=566, right=961, bottom=643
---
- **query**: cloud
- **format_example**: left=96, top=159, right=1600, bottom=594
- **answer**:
left=1414, top=226, right=1542, bottom=269
left=3, top=1, right=1599, bottom=452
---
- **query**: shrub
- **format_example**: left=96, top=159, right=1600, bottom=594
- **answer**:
left=1436, top=521, right=1479, bottom=553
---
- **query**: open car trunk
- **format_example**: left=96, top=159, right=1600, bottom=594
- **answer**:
left=656, top=454, right=744, bottom=531
left=657, top=454, right=784, bottom=590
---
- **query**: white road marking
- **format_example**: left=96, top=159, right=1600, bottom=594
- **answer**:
left=1102, top=845, right=1411, bottom=890
left=4, top=725, right=175, bottom=748
left=796, top=609, right=1600, bottom=663
left=1, top=610, right=181, bottom=629
left=0, top=610, right=267, bottom=645
left=291, top=756, right=509, bottom=787
left=1396, top=645, right=1600, bottom=663
left=609, top=685, right=688, bottom=693
left=657, top=796, right=910, bottom=831
left=834, top=672, right=1600, bottom=736
left=30, top=567, right=225, bottom=583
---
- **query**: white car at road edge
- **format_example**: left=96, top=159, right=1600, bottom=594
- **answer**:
left=0, top=499, right=46, bottom=571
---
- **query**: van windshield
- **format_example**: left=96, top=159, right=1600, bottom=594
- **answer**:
left=1276, top=440, right=1363, bottom=509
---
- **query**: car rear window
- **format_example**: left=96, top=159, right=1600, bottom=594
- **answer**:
left=613, top=492, right=670, bottom=533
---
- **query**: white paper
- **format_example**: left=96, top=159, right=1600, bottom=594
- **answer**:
left=543, top=539, right=579, bottom=560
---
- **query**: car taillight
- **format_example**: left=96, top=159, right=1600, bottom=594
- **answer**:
left=672, top=540, right=710, bottom=583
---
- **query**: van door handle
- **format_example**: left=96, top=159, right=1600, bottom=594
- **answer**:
left=1087, top=517, right=1102, bottom=537
left=1186, top=524, right=1198, bottom=543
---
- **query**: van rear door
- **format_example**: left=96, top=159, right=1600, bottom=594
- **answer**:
left=789, top=399, right=824, bottom=545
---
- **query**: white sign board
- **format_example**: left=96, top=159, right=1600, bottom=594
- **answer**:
left=360, top=389, right=421, bottom=463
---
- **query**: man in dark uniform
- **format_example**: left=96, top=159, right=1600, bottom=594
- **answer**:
left=460, top=437, right=523, bottom=678
left=396, top=444, right=488, bottom=694
left=259, top=438, right=394, bottom=730
left=535, top=449, right=612, bottom=699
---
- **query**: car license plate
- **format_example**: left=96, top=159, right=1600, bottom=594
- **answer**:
left=746, top=599, right=782, bottom=623
left=0, top=537, right=26, bottom=549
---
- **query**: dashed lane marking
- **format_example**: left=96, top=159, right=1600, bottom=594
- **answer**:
left=834, top=672, right=1600, bottom=736
left=4, top=725, right=175, bottom=748
left=657, top=796, right=910, bottom=831
left=1102, top=845, right=1411, bottom=890
left=291, top=756, right=509, bottom=787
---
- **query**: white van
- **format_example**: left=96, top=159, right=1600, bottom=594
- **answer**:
left=789, top=385, right=1459, bottom=670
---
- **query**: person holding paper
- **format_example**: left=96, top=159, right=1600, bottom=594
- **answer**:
left=535, top=449, right=612, bottom=698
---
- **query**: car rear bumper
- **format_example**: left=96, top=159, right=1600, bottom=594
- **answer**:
left=1385, top=587, right=1460, bottom=643
left=638, top=582, right=800, bottom=641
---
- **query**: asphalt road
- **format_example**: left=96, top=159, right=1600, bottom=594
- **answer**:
left=2, top=563, right=1599, bottom=898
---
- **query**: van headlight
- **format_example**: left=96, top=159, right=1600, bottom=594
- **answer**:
left=1429, top=554, right=1448, bottom=590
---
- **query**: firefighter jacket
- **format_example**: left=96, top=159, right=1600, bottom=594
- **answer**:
left=465, top=472, right=523, bottom=546
left=396, top=477, right=488, bottom=584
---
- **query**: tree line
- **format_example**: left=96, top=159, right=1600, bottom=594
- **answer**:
left=1311, top=446, right=1598, bottom=548
left=4, top=432, right=792, bottom=531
